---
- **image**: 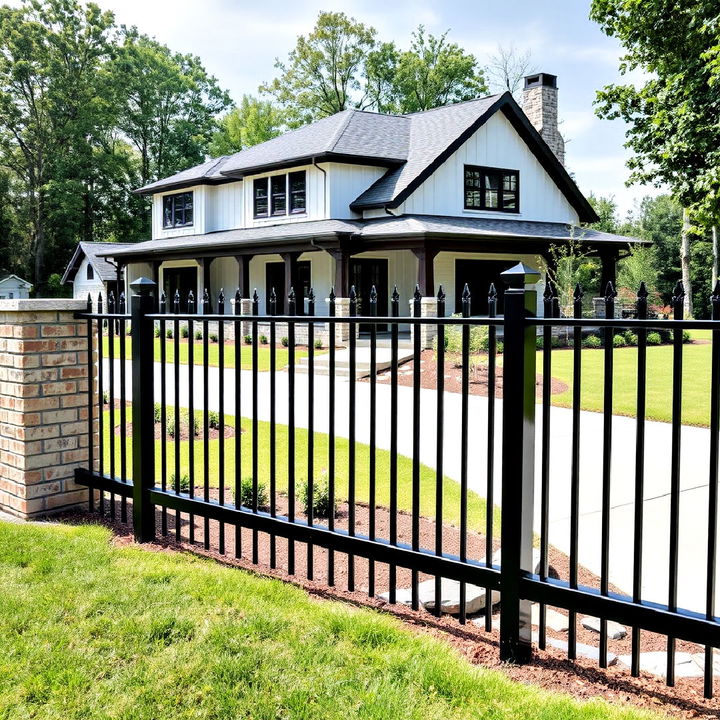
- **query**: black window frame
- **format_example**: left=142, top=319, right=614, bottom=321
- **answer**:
left=463, top=165, right=519, bottom=214
left=162, top=191, right=194, bottom=229
left=253, top=171, right=306, bottom=219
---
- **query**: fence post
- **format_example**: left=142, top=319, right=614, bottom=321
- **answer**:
left=499, top=262, right=540, bottom=663
left=130, top=277, right=157, bottom=542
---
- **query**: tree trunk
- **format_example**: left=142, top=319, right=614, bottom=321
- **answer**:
left=680, top=207, right=693, bottom=317
left=32, top=189, right=45, bottom=287
left=712, top=225, right=718, bottom=291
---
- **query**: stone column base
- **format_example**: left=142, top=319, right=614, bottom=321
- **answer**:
left=409, top=297, right=439, bottom=349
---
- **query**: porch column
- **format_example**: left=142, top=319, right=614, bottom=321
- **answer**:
left=200, top=258, right=213, bottom=313
left=412, top=244, right=438, bottom=297
left=328, top=247, right=350, bottom=297
left=115, top=262, right=124, bottom=300
left=281, top=251, right=301, bottom=315
left=236, top=254, right=252, bottom=299
left=599, top=249, right=618, bottom=295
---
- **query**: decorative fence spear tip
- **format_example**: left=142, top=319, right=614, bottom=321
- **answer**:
left=637, top=281, right=648, bottom=300
left=392, top=285, right=400, bottom=302
left=437, top=284, right=446, bottom=301
left=414, top=283, right=422, bottom=301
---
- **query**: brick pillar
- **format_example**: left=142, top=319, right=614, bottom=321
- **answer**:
left=409, top=297, right=438, bottom=350
left=237, top=298, right=254, bottom=340
left=0, top=299, right=97, bottom=518
left=327, top=297, right=354, bottom=347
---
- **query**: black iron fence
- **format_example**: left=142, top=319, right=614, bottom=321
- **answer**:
left=75, top=264, right=720, bottom=698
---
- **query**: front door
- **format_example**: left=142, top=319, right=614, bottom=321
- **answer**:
left=349, top=258, right=388, bottom=331
left=163, top=266, right=198, bottom=312
left=265, top=261, right=311, bottom=314
left=454, top=259, right=513, bottom=315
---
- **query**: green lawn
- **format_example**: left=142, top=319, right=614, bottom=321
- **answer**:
left=543, top=330, right=716, bottom=426
left=102, top=336, right=322, bottom=371
left=103, top=412, right=500, bottom=533
left=0, top=521, right=660, bottom=720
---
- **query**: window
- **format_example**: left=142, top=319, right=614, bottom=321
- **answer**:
left=162, top=192, right=194, bottom=228
left=254, top=171, right=306, bottom=218
left=464, top=166, right=519, bottom=213
left=86, top=264, right=94, bottom=280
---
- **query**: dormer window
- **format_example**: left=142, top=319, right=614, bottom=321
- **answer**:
left=464, top=166, right=519, bottom=213
left=162, top=191, right=194, bottom=228
left=254, top=171, right=306, bottom=218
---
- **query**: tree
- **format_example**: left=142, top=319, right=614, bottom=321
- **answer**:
left=486, top=45, right=536, bottom=99
left=587, top=194, right=621, bottom=234
left=209, top=95, right=285, bottom=156
left=260, top=11, right=386, bottom=126
left=391, top=26, right=486, bottom=113
left=112, top=29, right=232, bottom=188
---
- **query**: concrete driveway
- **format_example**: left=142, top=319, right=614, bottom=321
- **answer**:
left=107, top=358, right=716, bottom=615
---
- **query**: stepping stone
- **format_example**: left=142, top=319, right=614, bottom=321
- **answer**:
left=581, top=616, right=627, bottom=640
left=691, top=651, right=720, bottom=676
left=378, top=578, right=500, bottom=616
left=533, top=632, right=617, bottom=665
left=531, top=604, right=570, bottom=632
left=617, top=651, right=703, bottom=678
left=492, top=548, right=560, bottom=579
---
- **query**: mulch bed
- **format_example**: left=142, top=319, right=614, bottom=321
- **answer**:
left=59, top=493, right=720, bottom=718
left=363, top=349, right=568, bottom=398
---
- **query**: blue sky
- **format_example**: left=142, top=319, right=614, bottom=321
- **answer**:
left=32, top=0, right=665, bottom=215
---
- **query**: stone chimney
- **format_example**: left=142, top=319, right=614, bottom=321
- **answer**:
left=522, top=73, right=564, bottom=165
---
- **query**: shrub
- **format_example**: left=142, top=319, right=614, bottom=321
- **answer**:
left=170, top=473, right=190, bottom=493
left=583, top=335, right=601, bottom=349
left=243, top=334, right=252, bottom=344
left=299, top=472, right=336, bottom=519
left=281, top=336, right=289, bottom=347
left=239, top=477, right=268, bottom=508
left=443, top=322, right=488, bottom=354
left=127, top=325, right=132, bottom=335
left=647, top=332, right=662, bottom=346
left=194, top=329, right=203, bottom=341
left=207, top=410, right=220, bottom=429
left=103, top=390, right=109, bottom=405
left=623, top=330, right=638, bottom=346
left=495, top=341, right=504, bottom=354
left=154, top=325, right=160, bottom=338
left=209, top=332, right=219, bottom=343
left=260, top=334, right=269, bottom=345
left=181, top=325, right=189, bottom=338
left=683, top=330, right=692, bottom=344
left=536, top=336, right=544, bottom=349
left=166, top=327, right=173, bottom=339
left=314, top=338, right=323, bottom=349
left=613, top=334, right=627, bottom=348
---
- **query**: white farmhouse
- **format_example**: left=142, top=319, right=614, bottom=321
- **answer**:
left=0, top=274, right=32, bottom=299
left=62, top=242, right=132, bottom=310
left=71, top=74, right=637, bottom=319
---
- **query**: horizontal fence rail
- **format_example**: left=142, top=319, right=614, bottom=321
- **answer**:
left=75, top=272, right=720, bottom=699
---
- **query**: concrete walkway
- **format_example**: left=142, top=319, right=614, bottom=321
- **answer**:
left=107, top=358, right=717, bottom=615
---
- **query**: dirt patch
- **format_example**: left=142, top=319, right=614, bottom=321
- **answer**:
left=363, top=349, right=568, bottom=398
left=61, top=495, right=720, bottom=718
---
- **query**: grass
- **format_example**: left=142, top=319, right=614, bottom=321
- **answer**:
left=543, top=330, right=716, bottom=426
left=102, top=336, right=323, bottom=371
left=0, top=521, right=661, bottom=720
left=102, top=411, right=501, bottom=533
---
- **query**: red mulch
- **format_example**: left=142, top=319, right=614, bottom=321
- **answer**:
left=363, top=349, right=568, bottom=398
left=58, top=494, right=720, bottom=718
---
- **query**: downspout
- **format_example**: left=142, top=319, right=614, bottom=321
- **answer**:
left=312, top=158, right=327, bottom=218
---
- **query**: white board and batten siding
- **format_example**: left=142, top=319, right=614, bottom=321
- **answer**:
left=326, top=163, right=386, bottom=219
left=205, top=182, right=244, bottom=233
left=395, top=112, right=580, bottom=225
left=152, top=185, right=207, bottom=239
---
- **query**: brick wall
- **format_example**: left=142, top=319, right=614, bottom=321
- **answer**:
left=0, top=299, right=98, bottom=518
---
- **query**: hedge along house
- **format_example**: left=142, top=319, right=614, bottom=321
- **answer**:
left=97, top=73, right=637, bottom=342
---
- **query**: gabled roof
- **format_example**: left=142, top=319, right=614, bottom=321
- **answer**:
left=350, top=93, right=598, bottom=223
left=0, top=273, right=32, bottom=287
left=135, top=92, right=599, bottom=223
left=62, top=242, right=134, bottom=284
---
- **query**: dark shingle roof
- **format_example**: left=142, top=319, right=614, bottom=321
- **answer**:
left=97, top=215, right=639, bottom=262
left=62, top=242, right=134, bottom=284
left=136, top=157, right=229, bottom=195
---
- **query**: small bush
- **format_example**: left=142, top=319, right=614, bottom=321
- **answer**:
left=281, top=336, right=289, bottom=347
left=260, top=334, right=269, bottom=345
left=314, top=338, right=323, bottom=349
left=181, top=325, right=189, bottom=338
left=624, top=330, right=638, bottom=346
left=536, top=336, right=544, bottom=349
left=209, top=332, right=219, bottom=343
left=583, top=335, right=601, bottom=349
left=496, top=341, right=504, bottom=354
left=170, top=473, right=190, bottom=493
left=207, top=410, right=220, bottom=429
left=299, top=472, right=336, bottom=519
left=683, top=330, right=692, bottom=344
left=103, top=390, right=109, bottom=405
left=239, top=477, right=268, bottom=508
left=154, top=325, right=160, bottom=338
left=126, top=325, right=132, bottom=335
left=613, top=334, right=627, bottom=348
left=243, top=334, right=252, bottom=344
left=166, top=328, right=173, bottom=339
left=647, top=332, right=662, bottom=346
left=194, top=329, right=203, bottom=341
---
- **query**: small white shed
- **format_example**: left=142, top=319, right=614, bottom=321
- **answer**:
left=0, top=274, right=32, bottom=299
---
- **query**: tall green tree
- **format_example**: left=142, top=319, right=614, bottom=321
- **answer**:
left=209, top=95, right=285, bottom=156
left=112, top=29, right=232, bottom=188
left=0, top=0, right=116, bottom=285
left=391, top=26, right=486, bottom=113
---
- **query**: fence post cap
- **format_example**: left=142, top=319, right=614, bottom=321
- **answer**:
left=500, top=262, right=541, bottom=288
left=129, top=277, right=156, bottom=295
